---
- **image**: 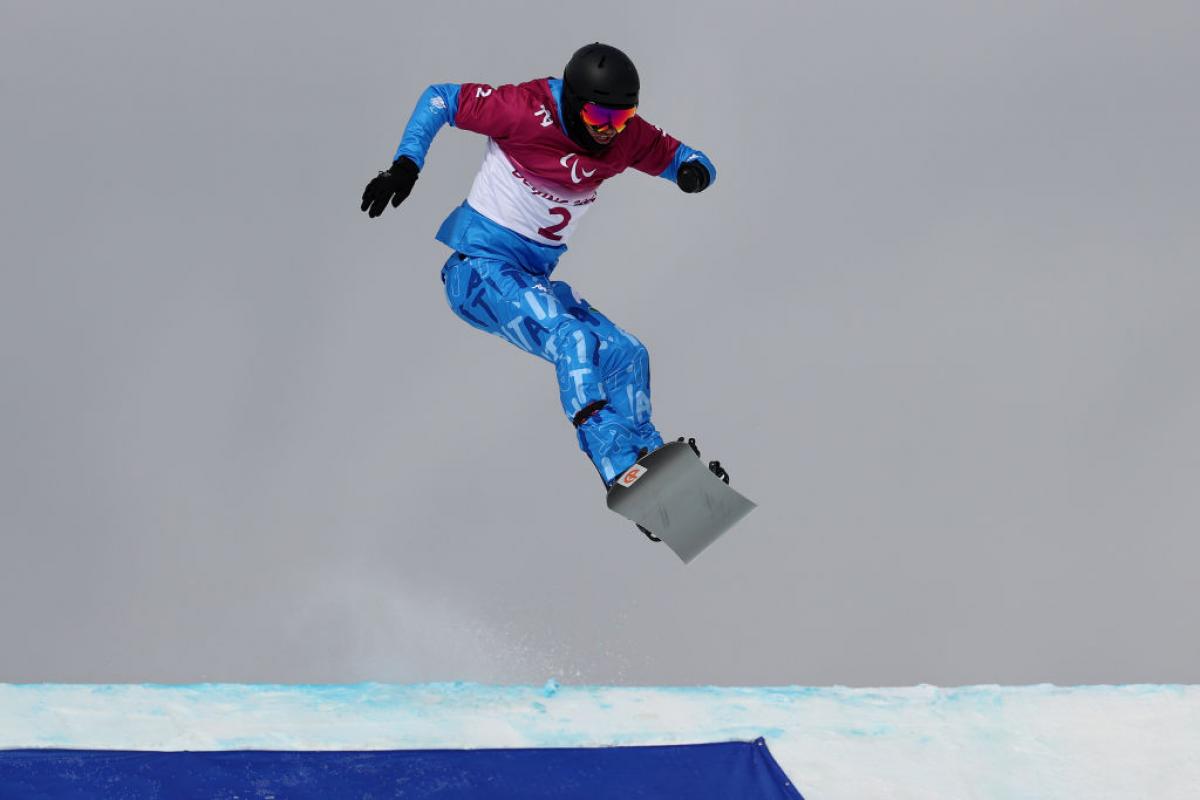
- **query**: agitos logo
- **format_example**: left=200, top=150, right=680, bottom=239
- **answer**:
left=559, top=153, right=597, bottom=185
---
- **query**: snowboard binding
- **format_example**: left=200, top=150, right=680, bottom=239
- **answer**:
left=675, top=437, right=730, bottom=484
left=636, top=437, right=730, bottom=543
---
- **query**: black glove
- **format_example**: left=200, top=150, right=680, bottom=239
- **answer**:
left=676, top=160, right=710, bottom=194
left=360, top=156, right=419, bottom=218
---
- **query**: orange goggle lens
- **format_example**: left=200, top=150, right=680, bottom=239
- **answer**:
left=580, top=103, right=638, bottom=132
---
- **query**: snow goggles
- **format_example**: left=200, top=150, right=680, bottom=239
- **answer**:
left=580, top=102, right=638, bottom=132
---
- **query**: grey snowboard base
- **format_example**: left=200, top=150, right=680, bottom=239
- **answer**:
left=606, top=441, right=757, bottom=563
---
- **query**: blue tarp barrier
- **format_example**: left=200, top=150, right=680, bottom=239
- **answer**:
left=0, top=737, right=803, bottom=799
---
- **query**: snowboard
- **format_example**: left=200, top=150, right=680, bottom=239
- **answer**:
left=606, top=440, right=757, bottom=563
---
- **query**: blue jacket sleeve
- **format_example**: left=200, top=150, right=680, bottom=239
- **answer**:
left=393, top=83, right=462, bottom=170
left=658, top=143, right=717, bottom=188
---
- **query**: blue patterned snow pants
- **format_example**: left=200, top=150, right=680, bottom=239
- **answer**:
left=442, top=252, right=664, bottom=485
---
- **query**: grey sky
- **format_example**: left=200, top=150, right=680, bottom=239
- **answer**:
left=2, top=0, right=1198, bottom=686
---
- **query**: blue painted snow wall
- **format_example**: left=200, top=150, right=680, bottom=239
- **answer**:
left=0, top=738, right=803, bottom=799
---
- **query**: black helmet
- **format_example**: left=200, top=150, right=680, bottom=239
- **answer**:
left=561, top=43, right=639, bottom=150
left=563, top=43, right=639, bottom=108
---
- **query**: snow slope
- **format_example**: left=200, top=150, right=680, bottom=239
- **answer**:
left=2, top=683, right=1197, bottom=798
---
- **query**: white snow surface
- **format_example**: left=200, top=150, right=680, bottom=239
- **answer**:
left=2, top=683, right=1198, bottom=799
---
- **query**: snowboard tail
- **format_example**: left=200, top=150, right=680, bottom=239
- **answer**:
left=606, top=441, right=756, bottom=563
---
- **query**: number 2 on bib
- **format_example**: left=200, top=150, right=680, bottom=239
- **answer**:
left=538, top=207, right=571, bottom=241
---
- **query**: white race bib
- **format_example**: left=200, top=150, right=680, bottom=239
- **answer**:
left=466, top=139, right=597, bottom=245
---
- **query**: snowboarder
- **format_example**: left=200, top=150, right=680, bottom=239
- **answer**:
left=361, top=43, right=724, bottom=521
